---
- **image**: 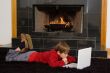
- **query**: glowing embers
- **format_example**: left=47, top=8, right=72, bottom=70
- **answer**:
left=46, top=16, right=72, bottom=31
left=50, top=16, right=67, bottom=24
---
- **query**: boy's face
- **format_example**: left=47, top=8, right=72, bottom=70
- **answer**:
left=57, top=51, right=68, bottom=59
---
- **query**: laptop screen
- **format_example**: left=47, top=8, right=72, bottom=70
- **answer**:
left=77, top=47, right=92, bottom=69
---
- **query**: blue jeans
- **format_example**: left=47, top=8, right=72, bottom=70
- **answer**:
left=6, top=49, right=35, bottom=61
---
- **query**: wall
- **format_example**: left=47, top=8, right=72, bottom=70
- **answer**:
left=106, top=0, right=110, bottom=49
left=0, top=0, right=108, bottom=49
left=0, top=0, right=12, bottom=46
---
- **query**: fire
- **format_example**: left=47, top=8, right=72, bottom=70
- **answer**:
left=50, top=17, right=66, bottom=24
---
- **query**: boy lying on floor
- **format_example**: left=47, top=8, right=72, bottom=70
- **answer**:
left=6, top=41, right=76, bottom=67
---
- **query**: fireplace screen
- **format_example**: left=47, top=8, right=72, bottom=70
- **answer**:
left=33, top=5, right=84, bottom=33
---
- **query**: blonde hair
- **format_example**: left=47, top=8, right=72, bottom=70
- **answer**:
left=25, top=34, right=33, bottom=49
left=20, top=33, right=26, bottom=40
left=55, top=41, right=70, bottom=54
left=20, top=33, right=28, bottom=49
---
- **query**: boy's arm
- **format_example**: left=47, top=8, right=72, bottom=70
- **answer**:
left=67, top=56, right=76, bottom=63
left=48, top=53, right=65, bottom=67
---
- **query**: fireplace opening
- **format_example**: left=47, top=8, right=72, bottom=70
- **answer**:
left=33, top=5, right=84, bottom=33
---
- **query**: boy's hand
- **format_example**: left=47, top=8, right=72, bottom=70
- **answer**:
left=62, top=58, right=68, bottom=64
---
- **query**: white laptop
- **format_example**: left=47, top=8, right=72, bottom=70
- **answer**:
left=63, top=47, right=92, bottom=69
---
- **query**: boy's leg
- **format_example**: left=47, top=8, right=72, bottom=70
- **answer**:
left=6, top=49, right=35, bottom=61
left=5, top=49, right=19, bottom=61
left=13, top=51, right=35, bottom=61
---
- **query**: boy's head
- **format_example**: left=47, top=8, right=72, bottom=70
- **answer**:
left=55, top=41, right=70, bottom=58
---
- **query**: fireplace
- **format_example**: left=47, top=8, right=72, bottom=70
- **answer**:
left=33, top=5, right=84, bottom=33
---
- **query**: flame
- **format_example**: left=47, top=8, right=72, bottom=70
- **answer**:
left=50, top=17, right=66, bottom=24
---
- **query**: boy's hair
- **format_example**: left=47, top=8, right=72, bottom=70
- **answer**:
left=55, top=41, right=70, bottom=54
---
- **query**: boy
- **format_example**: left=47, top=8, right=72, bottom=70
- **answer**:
left=6, top=41, right=76, bottom=67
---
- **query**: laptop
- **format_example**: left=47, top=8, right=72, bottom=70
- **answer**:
left=63, top=47, right=92, bottom=69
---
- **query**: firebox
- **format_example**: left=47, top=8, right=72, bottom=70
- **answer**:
left=33, top=5, right=84, bottom=33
